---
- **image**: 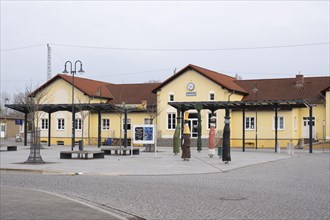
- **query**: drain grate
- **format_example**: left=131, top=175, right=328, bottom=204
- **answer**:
left=218, top=197, right=247, bottom=201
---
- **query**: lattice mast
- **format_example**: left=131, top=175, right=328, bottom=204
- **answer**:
left=47, top=44, right=51, bottom=80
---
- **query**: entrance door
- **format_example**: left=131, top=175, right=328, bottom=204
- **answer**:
left=1, top=123, right=6, bottom=138
left=189, top=119, right=198, bottom=138
left=188, top=113, right=198, bottom=138
left=302, top=117, right=315, bottom=139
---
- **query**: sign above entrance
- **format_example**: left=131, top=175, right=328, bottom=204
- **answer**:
left=186, top=92, right=196, bottom=96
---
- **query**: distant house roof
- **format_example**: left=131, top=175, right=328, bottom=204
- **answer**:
left=106, top=83, right=161, bottom=105
left=235, top=76, right=330, bottom=103
left=152, top=64, right=248, bottom=95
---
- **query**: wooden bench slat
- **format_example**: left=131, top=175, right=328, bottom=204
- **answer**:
left=60, top=150, right=104, bottom=159
left=100, top=147, right=139, bottom=155
left=0, top=146, right=17, bottom=152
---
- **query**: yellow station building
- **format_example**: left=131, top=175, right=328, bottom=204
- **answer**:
left=28, top=64, right=329, bottom=148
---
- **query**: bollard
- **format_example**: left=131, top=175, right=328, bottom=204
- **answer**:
left=287, top=142, right=291, bottom=155
left=78, top=140, right=84, bottom=151
left=287, top=142, right=294, bottom=156
left=277, top=142, right=281, bottom=153
left=291, top=143, right=294, bottom=156
left=218, top=147, right=222, bottom=158
left=298, top=138, right=304, bottom=149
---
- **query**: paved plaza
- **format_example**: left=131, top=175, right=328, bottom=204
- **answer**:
left=1, top=139, right=329, bottom=219
left=1, top=141, right=296, bottom=176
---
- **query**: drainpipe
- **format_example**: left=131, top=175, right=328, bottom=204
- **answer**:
left=228, top=90, right=235, bottom=102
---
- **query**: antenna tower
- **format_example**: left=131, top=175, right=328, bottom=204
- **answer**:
left=47, top=44, right=51, bottom=80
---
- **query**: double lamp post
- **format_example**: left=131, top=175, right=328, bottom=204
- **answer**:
left=62, top=60, right=84, bottom=151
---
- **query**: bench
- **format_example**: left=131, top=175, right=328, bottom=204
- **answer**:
left=60, top=150, right=105, bottom=159
left=0, top=146, right=17, bottom=151
left=57, top=141, right=64, bottom=145
left=100, top=147, right=140, bottom=156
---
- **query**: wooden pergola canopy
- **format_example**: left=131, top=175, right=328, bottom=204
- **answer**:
left=168, top=99, right=314, bottom=153
left=6, top=103, right=123, bottom=114
left=168, top=100, right=309, bottom=112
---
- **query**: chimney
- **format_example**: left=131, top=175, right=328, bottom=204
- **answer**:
left=295, top=74, right=304, bottom=87
left=96, top=86, right=102, bottom=96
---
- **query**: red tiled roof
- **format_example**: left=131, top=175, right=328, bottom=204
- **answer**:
left=31, top=67, right=329, bottom=105
left=106, top=83, right=161, bottom=105
left=152, top=64, right=248, bottom=94
left=30, top=73, right=160, bottom=105
left=58, top=74, right=115, bottom=99
left=235, top=76, right=330, bottom=102
left=30, top=74, right=115, bottom=99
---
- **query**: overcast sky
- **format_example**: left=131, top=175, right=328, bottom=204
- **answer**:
left=1, top=1, right=329, bottom=101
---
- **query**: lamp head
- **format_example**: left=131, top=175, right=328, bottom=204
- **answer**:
left=62, top=65, right=69, bottom=74
left=78, top=63, right=84, bottom=74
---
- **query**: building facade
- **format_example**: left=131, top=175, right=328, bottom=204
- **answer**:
left=29, top=64, right=329, bottom=147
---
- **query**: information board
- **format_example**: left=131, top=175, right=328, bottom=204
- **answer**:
left=132, top=125, right=155, bottom=144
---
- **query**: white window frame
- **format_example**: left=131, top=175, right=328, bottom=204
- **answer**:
left=167, top=113, right=176, bottom=130
left=102, top=118, right=110, bottom=130
left=122, top=118, right=131, bottom=130
left=75, top=118, right=82, bottom=130
left=209, top=92, right=215, bottom=101
left=245, top=117, right=255, bottom=130
left=41, top=118, right=48, bottom=130
left=294, top=116, right=297, bottom=131
left=273, top=116, right=284, bottom=130
left=169, top=93, right=174, bottom=102
left=57, top=118, right=65, bottom=130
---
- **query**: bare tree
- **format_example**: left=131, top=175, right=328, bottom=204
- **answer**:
left=76, top=95, right=91, bottom=148
left=15, top=84, right=50, bottom=163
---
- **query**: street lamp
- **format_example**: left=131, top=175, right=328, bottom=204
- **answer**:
left=252, top=82, right=258, bottom=149
left=62, top=60, right=84, bottom=151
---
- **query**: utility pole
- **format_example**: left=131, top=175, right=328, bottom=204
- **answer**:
left=47, top=44, right=51, bottom=80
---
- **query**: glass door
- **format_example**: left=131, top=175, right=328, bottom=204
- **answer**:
left=188, top=113, right=198, bottom=138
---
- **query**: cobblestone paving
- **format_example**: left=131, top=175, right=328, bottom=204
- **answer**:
left=1, top=152, right=329, bottom=219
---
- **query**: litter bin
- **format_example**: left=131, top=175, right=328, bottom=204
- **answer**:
left=78, top=140, right=84, bottom=151
left=218, top=146, right=222, bottom=158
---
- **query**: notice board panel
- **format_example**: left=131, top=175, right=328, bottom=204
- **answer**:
left=132, top=125, right=155, bottom=144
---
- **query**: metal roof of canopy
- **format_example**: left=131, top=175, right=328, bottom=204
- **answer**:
left=168, top=100, right=309, bottom=111
left=5, top=103, right=123, bottom=114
